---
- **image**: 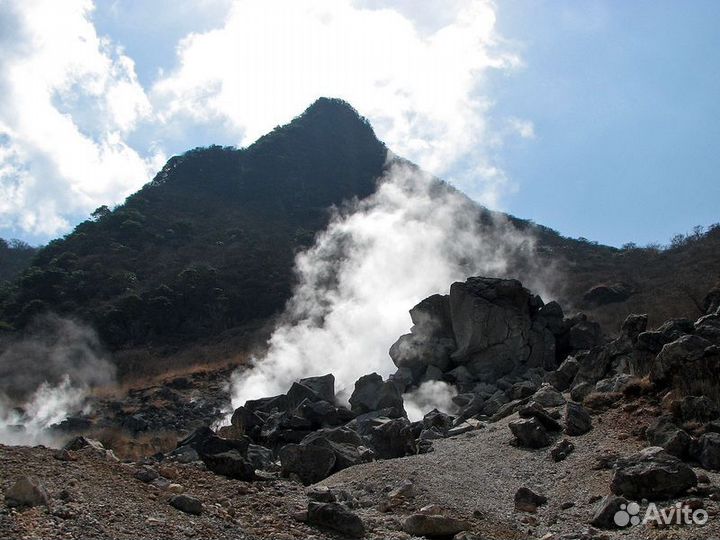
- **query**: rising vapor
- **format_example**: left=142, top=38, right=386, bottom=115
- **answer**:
left=230, top=158, right=552, bottom=412
left=0, top=314, right=115, bottom=446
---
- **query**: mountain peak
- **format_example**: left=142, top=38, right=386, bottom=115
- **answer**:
left=301, top=97, right=365, bottom=121
left=252, top=97, right=380, bottom=153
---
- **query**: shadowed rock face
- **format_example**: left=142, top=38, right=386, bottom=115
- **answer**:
left=450, top=278, right=534, bottom=363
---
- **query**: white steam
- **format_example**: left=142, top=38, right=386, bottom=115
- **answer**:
left=403, top=381, right=459, bottom=422
left=0, top=315, right=115, bottom=446
left=230, top=160, right=547, bottom=413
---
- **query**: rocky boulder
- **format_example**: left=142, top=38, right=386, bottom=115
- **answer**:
left=4, top=476, right=49, bottom=508
left=509, top=418, right=550, bottom=449
left=279, top=444, right=336, bottom=485
left=650, top=334, right=713, bottom=387
left=610, top=447, right=697, bottom=500
left=449, top=277, right=541, bottom=381
left=169, top=494, right=203, bottom=515
left=300, top=426, right=373, bottom=471
left=298, top=374, right=336, bottom=403
left=353, top=416, right=414, bottom=459
left=514, top=487, right=547, bottom=513
left=349, top=373, right=404, bottom=415
left=402, top=512, right=470, bottom=537
left=646, top=416, right=692, bottom=459
left=697, top=432, right=720, bottom=470
left=590, top=495, right=630, bottom=529
left=201, top=450, right=256, bottom=481
left=306, top=502, right=365, bottom=538
left=565, top=402, right=592, bottom=436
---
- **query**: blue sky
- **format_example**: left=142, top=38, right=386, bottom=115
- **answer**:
left=491, top=0, right=720, bottom=247
left=0, top=1, right=718, bottom=248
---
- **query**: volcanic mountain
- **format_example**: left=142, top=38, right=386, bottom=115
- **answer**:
left=0, top=98, right=718, bottom=379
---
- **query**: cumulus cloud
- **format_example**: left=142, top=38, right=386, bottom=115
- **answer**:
left=230, top=161, right=547, bottom=409
left=0, top=0, right=533, bottom=240
left=0, top=0, right=164, bottom=238
left=152, top=0, right=523, bottom=199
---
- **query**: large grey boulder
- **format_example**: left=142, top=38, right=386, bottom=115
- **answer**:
left=409, top=293, right=454, bottom=339
left=298, top=374, right=336, bottom=403
left=650, top=335, right=712, bottom=386
left=610, top=447, right=697, bottom=500
left=349, top=373, right=404, bottom=415
left=449, top=277, right=536, bottom=381
left=389, top=333, right=455, bottom=375
left=201, top=450, right=256, bottom=481
left=301, top=426, right=373, bottom=471
left=279, top=444, right=336, bottom=485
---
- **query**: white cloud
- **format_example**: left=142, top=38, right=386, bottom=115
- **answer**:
left=0, top=0, right=164, bottom=237
left=508, top=117, right=536, bottom=139
left=0, top=0, right=531, bottom=240
left=153, top=0, right=521, bottom=197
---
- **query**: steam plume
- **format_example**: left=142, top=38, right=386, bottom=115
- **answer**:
left=0, top=314, right=115, bottom=446
left=231, top=159, right=551, bottom=412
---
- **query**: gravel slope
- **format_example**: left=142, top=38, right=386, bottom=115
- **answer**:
left=2, top=399, right=720, bottom=539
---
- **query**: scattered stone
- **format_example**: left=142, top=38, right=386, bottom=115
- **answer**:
left=532, top=383, right=566, bottom=408
left=510, top=418, right=551, bottom=448
left=550, top=439, right=575, bottom=462
left=307, top=502, right=365, bottom=538
left=565, top=402, right=592, bottom=436
left=514, top=487, right=547, bottom=513
left=519, top=401, right=562, bottom=431
left=610, top=447, right=697, bottom=500
left=590, top=495, right=629, bottom=529
left=169, top=494, right=203, bottom=515
left=298, top=374, right=336, bottom=402
left=134, top=466, right=159, bottom=483
left=388, top=479, right=416, bottom=500
left=645, top=416, right=692, bottom=459
left=4, top=476, right=50, bottom=508
left=402, top=513, right=470, bottom=537
left=201, top=450, right=256, bottom=481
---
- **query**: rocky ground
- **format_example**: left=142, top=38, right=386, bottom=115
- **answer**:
left=4, top=396, right=720, bottom=540
left=3, top=277, right=720, bottom=539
